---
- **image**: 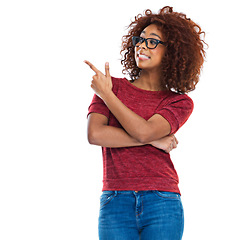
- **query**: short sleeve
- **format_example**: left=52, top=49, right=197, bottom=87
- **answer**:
left=87, top=77, right=119, bottom=119
left=87, top=94, right=110, bottom=119
left=155, top=94, right=194, bottom=134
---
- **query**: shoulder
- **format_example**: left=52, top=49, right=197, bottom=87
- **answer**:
left=163, top=91, right=194, bottom=109
left=111, top=76, right=127, bottom=85
left=165, top=91, right=193, bottom=102
left=111, top=76, right=128, bottom=93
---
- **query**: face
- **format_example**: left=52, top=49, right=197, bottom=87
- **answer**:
left=134, top=24, right=166, bottom=71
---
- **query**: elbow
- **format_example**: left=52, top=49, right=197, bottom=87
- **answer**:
left=87, top=130, right=98, bottom=145
left=87, top=133, right=94, bottom=145
left=136, top=132, right=152, bottom=144
left=134, top=123, right=154, bottom=144
left=136, top=129, right=164, bottom=144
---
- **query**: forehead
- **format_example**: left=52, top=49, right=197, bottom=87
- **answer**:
left=140, top=24, right=163, bottom=39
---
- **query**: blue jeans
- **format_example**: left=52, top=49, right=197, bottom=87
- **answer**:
left=98, top=191, right=184, bottom=240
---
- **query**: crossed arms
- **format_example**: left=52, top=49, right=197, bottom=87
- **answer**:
left=88, top=112, right=178, bottom=153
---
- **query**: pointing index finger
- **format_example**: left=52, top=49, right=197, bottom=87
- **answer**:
left=84, top=60, right=99, bottom=74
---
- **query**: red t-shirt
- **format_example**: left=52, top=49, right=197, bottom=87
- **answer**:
left=88, top=77, right=194, bottom=194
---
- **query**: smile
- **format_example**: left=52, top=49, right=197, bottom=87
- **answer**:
left=137, top=53, right=150, bottom=60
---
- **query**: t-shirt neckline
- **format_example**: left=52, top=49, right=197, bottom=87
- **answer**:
left=123, top=77, right=168, bottom=95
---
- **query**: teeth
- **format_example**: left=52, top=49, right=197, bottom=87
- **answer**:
left=139, top=54, right=150, bottom=60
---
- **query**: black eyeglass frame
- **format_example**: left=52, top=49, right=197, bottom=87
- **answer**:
left=132, top=36, right=166, bottom=49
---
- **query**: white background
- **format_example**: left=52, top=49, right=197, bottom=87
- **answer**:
left=0, top=0, right=239, bottom=239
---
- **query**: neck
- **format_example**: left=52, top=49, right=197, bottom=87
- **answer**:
left=135, top=69, right=164, bottom=91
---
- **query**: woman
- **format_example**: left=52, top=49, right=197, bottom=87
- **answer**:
left=85, top=6, right=206, bottom=240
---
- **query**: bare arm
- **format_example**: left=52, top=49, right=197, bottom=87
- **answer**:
left=102, top=92, right=170, bottom=144
left=88, top=113, right=178, bottom=152
left=87, top=113, right=143, bottom=148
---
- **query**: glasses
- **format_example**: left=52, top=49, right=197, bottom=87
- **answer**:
left=132, top=36, right=165, bottom=49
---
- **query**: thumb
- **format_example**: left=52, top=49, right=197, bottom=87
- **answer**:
left=105, top=62, right=110, bottom=78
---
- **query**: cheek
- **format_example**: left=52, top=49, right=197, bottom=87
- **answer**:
left=134, top=50, right=137, bottom=60
left=134, top=48, right=138, bottom=61
left=151, top=49, right=165, bottom=65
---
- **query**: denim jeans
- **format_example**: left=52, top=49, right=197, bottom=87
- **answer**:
left=98, top=191, right=184, bottom=240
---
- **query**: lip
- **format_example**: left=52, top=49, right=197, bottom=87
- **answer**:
left=137, top=52, right=150, bottom=60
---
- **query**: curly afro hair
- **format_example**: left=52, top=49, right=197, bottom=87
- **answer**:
left=121, top=6, right=207, bottom=94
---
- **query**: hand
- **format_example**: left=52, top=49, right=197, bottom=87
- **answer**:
left=150, top=134, right=178, bottom=153
left=84, top=60, right=113, bottom=99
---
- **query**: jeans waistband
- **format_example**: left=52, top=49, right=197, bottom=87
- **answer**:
left=102, top=190, right=180, bottom=196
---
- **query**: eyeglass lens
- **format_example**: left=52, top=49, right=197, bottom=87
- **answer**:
left=133, top=37, right=159, bottom=49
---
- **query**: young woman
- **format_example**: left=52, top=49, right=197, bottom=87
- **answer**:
left=85, top=6, right=206, bottom=240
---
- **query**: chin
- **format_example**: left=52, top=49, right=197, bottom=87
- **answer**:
left=137, top=62, right=154, bottom=70
left=136, top=60, right=150, bottom=69
left=137, top=60, right=162, bottom=71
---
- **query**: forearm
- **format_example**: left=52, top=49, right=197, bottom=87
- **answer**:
left=102, top=91, right=170, bottom=144
left=87, top=112, right=177, bottom=152
left=101, top=92, right=147, bottom=141
left=88, top=125, right=144, bottom=148
left=88, top=124, right=178, bottom=153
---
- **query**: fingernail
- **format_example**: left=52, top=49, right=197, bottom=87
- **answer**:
left=106, top=62, right=109, bottom=66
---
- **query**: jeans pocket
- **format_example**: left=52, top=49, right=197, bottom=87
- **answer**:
left=100, top=191, right=116, bottom=209
left=154, top=191, right=181, bottom=200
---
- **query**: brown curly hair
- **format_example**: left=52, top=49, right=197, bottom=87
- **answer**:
left=121, top=6, right=207, bottom=94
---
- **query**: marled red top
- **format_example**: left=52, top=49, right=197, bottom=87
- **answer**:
left=88, top=77, right=194, bottom=194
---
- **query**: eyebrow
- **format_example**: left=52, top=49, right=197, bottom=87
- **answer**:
left=141, top=31, right=162, bottom=40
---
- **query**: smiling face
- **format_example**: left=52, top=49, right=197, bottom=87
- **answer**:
left=134, top=24, right=166, bottom=72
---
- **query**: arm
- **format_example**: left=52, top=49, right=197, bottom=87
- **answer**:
left=88, top=113, right=178, bottom=152
left=84, top=61, right=171, bottom=144
left=87, top=113, right=143, bottom=148
left=102, top=91, right=171, bottom=144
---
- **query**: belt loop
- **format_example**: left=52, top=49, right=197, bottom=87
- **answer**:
left=114, top=191, right=118, bottom=197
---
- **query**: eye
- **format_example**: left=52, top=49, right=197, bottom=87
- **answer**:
left=149, top=39, right=158, bottom=45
